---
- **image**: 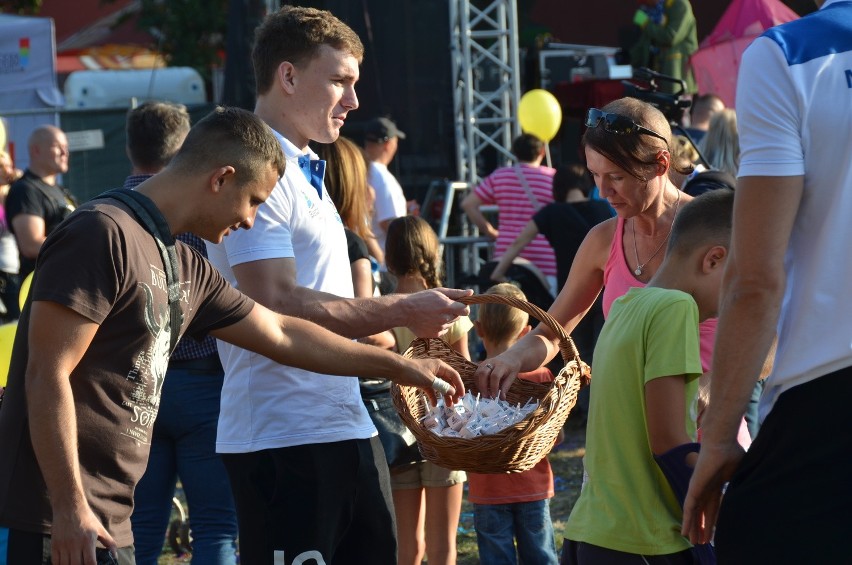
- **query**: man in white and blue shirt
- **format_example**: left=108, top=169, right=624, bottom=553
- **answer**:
left=205, top=6, right=470, bottom=565
left=683, top=1, right=852, bottom=561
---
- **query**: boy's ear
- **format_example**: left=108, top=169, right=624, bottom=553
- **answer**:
left=209, top=166, right=236, bottom=193
left=702, top=245, right=728, bottom=273
left=473, top=320, right=484, bottom=339
left=517, top=324, right=532, bottom=340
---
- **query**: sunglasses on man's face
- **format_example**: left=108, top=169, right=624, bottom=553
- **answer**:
left=585, top=108, right=668, bottom=144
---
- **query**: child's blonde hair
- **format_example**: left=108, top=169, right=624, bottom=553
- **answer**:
left=385, top=216, right=442, bottom=289
left=477, top=283, right=529, bottom=344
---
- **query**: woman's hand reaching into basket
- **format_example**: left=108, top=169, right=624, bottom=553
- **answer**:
left=474, top=351, right=523, bottom=400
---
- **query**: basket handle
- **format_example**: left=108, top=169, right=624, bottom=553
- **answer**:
left=457, top=293, right=582, bottom=366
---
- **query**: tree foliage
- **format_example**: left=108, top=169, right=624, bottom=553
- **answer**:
left=0, top=0, right=42, bottom=14
left=137, top=0, right=228, bottom=78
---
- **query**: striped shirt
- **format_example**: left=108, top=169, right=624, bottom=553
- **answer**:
left=474, top=164, right=557, bottom=276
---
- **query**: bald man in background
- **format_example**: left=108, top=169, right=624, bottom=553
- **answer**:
left=5, top=125, right=77, bottom=279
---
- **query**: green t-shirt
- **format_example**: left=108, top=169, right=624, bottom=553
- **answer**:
left=565, top=287, right=703, bottom=555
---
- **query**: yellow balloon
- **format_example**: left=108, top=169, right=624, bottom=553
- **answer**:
left=518, top=89, right=563, bottom=143
left=19, top=272, right=32, bottom=312
left=0, top=117, right=6, bottom=151
left=0, top=321, right=17, bottom=388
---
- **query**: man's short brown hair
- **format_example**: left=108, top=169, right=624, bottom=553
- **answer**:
left=170, top=106, right=286, bottom=184
left=252, top=5, right=364, bottom=95
left=126, top=101, right=191, bottom=171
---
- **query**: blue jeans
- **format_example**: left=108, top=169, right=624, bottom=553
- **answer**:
left=131, top=361, right=237, bottom=565
left=473, top=499, right=558, bottom=565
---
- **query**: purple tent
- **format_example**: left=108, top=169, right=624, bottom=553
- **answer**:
left=690, top=0, right=798, bottom=107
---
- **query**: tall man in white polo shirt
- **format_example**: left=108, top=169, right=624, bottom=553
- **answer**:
left=682, top=1, right=852, bottom=561
left=205, top=6, right=470, bottom=565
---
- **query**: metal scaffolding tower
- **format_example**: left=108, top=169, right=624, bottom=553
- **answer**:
left=436, top=0, right=521, bottom=287
left=450, top=0, right=521, bottom=187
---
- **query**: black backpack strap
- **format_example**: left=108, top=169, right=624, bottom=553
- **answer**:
left=97, top=188, right=183, bottom=353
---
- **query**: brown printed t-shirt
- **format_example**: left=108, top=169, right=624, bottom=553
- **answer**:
left=0, top=198, right=254, bottom=545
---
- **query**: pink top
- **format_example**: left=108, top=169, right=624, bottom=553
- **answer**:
left=602, top=217, right=718, bottom=373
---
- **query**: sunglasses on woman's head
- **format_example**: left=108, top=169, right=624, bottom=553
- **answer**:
left=585, top=108, right=668, bottom=144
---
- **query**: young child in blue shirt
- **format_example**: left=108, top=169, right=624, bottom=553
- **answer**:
left=562, top=189, right=733, bottom=564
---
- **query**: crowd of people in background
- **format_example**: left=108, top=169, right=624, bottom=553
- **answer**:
left=0, top=0, right=850, bottom=564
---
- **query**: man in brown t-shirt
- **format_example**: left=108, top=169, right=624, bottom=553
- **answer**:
left=0, top=107, right=463, bottom=565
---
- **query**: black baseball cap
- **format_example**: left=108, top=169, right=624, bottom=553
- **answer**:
left=364, top=117, right=406, bottom=142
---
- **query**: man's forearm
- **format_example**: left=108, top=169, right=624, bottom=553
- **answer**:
left=284, top=285, right=412, bottom=338
left=701, top=278, right=782, bottom=444
left=467, top=210, right=496, bottom=238
left=492, top=224, right=537, bottom=280
left=702, top=175, right=800, bottom=446
left=460, top=199, right=496, bottom=238
left=269, top=314, right=411, bottom=378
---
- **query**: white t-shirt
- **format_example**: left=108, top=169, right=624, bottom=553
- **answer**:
left=369, top=161, right=407, bottom=253
left=206, top=131, right=375, bottom=453
left=736, top=0, right=852, bottom=421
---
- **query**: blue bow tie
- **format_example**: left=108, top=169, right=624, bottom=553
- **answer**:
left=297, top=155, right=326, bottom=198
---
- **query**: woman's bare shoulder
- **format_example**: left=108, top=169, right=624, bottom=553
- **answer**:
left=587, top=216, right=617, bottom=249
left=574, top=216, right=618, bottom=271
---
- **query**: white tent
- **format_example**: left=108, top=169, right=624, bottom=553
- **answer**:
left=0, top=14, right=64, bottom=170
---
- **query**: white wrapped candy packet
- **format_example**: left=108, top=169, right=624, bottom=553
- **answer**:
left=419, top=391, right=538, bottom=438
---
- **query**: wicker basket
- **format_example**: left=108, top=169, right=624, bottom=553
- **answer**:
left=391, top=293, right=589, bottom=474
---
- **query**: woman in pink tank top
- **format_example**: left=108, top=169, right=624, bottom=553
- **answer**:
left=474, top=97, right=699, bottom=391
left=474, top=97, right=751, bottom=450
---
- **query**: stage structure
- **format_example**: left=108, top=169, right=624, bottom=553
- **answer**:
left=449, top=0, right=521, bottom=187
left=440, top=0, right=521, bottom=287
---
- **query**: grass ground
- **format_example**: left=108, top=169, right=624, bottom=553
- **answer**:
left=156, top=420, right=587, bottom=564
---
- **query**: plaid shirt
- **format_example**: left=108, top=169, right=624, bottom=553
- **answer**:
left=123, top=175, right=219, bottom=361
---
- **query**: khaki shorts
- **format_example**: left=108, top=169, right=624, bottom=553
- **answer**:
left=390, top=460, right=466, bottom=489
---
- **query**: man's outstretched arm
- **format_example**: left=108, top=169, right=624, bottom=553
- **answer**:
left=211, top=303, right=465, bottom=405
left=233, top=257, right=471, bottom=339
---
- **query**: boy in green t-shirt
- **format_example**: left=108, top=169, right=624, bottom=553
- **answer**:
left=562, top=189, right=733, bottom=564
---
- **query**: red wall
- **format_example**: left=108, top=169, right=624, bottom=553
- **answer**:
left=529, top=0, right=727, bottom=47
